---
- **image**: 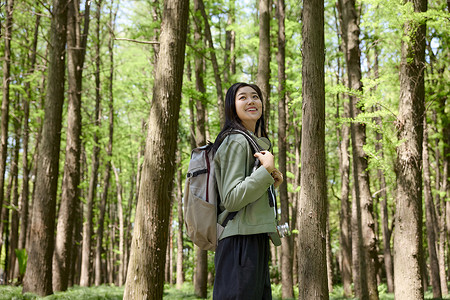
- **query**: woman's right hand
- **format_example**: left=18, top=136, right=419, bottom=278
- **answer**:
left=254, top=151, right=275, bottom=174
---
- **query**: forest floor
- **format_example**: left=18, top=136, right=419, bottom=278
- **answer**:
left=0, top=283, right=449, bottom=299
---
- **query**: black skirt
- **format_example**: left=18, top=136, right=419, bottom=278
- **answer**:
left=213, top=233, right=272, bottom=300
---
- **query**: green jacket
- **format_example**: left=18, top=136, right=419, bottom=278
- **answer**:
left=214, top=131, right=278, bottom=241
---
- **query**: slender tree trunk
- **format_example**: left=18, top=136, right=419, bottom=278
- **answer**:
left=95, top=6, right=115, bottom=285
left=423, top=114, right=442, bottom=298
left=338, top=1, right=379, bottom=298
left=0, top=0, right=14, bottom=231
left=394, top=0, right=427, bottom=298
left=22, top=0, right=68, bottom=295
left=112, top=162, right=125, bottom=286
left=53, top=0, right=90, bottom=291
left=256, top=0, right=271, bottom=131
left=123, top=0, right=189, bottom=298
left=8, top=104, right=21, bottom=282
left=438, top=96, right=449, bottom=295
left=276, top=0, right=293, bottom=297
left=198, top=0, right=224, bottom=127
left=298, top=0, right=328, bottom=298
left=193, top=0, right=208, bottom=296
left=80, top=0, right=102, bottom=287
left=176, top=150, right=184, bottom=289
left=334, top=15, right=353, bottom=292
left=19, top=12, right=40, bottom=252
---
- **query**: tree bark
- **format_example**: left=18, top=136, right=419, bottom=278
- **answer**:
left=53, top=0, right=90, bottom=291
left=0, top=0, right=14, bottom=233
left=95, top=3, right=116, bottom=286
left=198, top=0, right=225, bottom=127
left=337, top=1, right=379, bottom=298
left=394, top=0, right=427, bottom=298
left=112, top=162, right=125, bottom=286
left=256, top=0, right=271, bottom=131
left=80, top=0, right=102, bottom=287
left=423, top=114, right=442, bottom=298
left=19, top=11, right=40, bottom=252
left=297, top=0, right=328, bottom=298
left=123, top=0, right=189, bottom=298
left=176, top=150, right=184, bottom=289
left=276, top=0, right=293, bottom=297
left=7, top=102, right=22, bottom=282
left=22, top=0, right=68, bottom=295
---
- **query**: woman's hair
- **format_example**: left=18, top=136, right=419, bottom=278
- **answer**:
left=212, top=82, right=268, bottom=152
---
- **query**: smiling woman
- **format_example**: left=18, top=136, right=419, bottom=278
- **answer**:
left=235, top=85, right=263, bottom=133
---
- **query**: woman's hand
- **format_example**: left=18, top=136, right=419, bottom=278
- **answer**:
left=254, top=151, right=275, bottom=174
left=270, top=168, right=284, bottom=189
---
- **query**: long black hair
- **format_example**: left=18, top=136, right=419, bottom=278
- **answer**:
left=212, top=82, right=268, bottom=152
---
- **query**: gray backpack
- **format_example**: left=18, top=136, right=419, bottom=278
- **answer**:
left=183, top=129, right=261, bottom=251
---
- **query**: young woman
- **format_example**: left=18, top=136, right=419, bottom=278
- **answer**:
left=213, top=82, right=283, bottom=299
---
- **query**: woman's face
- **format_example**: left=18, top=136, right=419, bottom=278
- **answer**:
left=235, top=85, right=262, bottom=132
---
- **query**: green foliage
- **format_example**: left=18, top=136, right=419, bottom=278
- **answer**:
left=14, top=249, right=28, bottom=277
left=0, top=285, right=123, bottom=300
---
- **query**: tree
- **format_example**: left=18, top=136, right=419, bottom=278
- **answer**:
left=0, top=0, right=14, bottom=241
left=123, top=0, right=189, bottom=298
left=22, top=0, right=68, bottom=296
left=393, top=0, right=427, bottom=298
left=337, top=0, right=379, bottom=298
left=297, top=0, right=328, bottom=298
left=276, top=0, right=293, bottom=297
left=256, top=0, right=270, bottom=130
left=53, top=0, right=90, bottom=291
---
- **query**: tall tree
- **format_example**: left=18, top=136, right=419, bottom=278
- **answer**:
left=393, top=0, right=427, bottom=298
left=193, top=0, right=208, bottom=296
left=53, top=0, right=90, bottom=291
left=256, top=0, right=270, bottom=130
left=0, top=0, right=14, bottom=234
left=95, top=0, right=116, bottom=286
left=276, top=0, right=293, bottom=297
left=123, top=0, right=189, bottom=298
left=423, top=114, right=442, bottom=298
left=22, top=0, right=68, bottom=295
left=19, top=8, right=41, bottom=253
left=198, top=0, right=225, bottom=127
left=337, top=0, right=379, bottom=298
left=297, top=0, right=328, bottom=297
left=80, top=0, right=102, bottom=287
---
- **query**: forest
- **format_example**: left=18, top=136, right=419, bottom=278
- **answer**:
left=0, top=0, right=449, bottom=299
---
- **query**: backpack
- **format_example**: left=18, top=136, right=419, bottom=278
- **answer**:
left=183, top=129, right=262, bottom=251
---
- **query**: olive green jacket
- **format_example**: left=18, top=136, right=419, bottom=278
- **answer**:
left=214, top=131, right=278, bottom=241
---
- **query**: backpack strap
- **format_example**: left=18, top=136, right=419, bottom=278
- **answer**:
left=218, top=129, right=269, bottom=227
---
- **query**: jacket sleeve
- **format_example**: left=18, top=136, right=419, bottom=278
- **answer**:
left=216, top=138, right=275, bottom=212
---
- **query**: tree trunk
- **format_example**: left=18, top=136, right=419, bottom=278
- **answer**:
left=338, top=1, right=379, bottom=298
left=394, top=0, right=427, bottom=298
left=276, top=0, right=293, bottom=297
left=423, top=114, right=442, bottom=298
left=19, top=12, right=40, bottom=252
left=198, top=0, right=225, bottom=127
left=95, top=5, right=115, bottom=285
left=193, top=0, right=208, bottom=296
left=22, top=0, right=68, bottom=295
left=80, top=0, right=102, bottom=287
left=438, top=97, right=449, bottom=295
left=176, top=150, right=184, bottom=289
left=123, top=0, right=189, bottom=298
left=256, top=0, right=270, bottom=131
left=53, top=0, right=90, bottom=291
left=0, top=0, right=14, bottom=233
left=297, top=0, right=328, bottom=298
left=112, top=162, right=125, bottom=286
left=334, top=17, right=352, bottom=293
left=8, top=103, right=21, bottom=282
